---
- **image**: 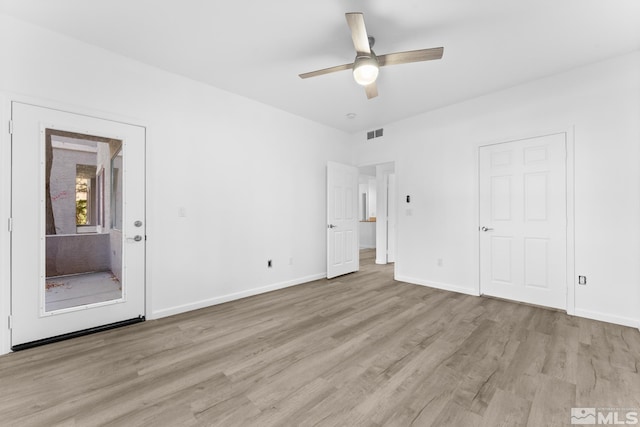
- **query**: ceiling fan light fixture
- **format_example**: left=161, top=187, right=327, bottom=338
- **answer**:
left=299, top=12, right=444, bottom=100
left=353, top=55, right=379, bottom=86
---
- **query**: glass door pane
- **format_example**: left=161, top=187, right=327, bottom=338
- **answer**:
left=45, top=130, right=124, bottom=313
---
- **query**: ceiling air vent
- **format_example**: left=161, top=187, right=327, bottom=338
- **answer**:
left=366, top=128, right=384, bottom=141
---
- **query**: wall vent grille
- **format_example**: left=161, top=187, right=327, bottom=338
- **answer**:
left=366, top=128, right=384, bottom=141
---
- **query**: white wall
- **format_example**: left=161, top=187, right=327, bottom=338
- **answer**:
left=367, top=177, right=377, bottom=218
left=359, top=222, right=376, bottom=249
left=0, top=14, right=353, bottom=352
left=354, top=50, right=640, bottom=328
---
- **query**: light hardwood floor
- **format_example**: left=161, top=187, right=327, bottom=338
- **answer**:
left=1, top=249, right=639, bottom=426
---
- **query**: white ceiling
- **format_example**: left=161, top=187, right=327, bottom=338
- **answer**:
left=1, top=0, right=639, bottom=133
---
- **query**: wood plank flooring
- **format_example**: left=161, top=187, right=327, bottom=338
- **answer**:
left=1, top=249, right=639, bottom=426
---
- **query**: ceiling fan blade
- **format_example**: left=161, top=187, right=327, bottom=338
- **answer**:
left=299, top=63, right=354, bottom=79
left=345, top=12, right=371, bottom=54
left=378, top=47, right=444, bottom=67
left=365, top=82, right=378, bottom=99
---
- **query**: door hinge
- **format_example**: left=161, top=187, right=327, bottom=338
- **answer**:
left=7, top=218, right=12, bottom=232
left=8, top=315, right=12, bottom=330
left=8, top=120, right=13, bottom=135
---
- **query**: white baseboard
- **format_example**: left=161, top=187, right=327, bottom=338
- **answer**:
left=395, top=275, right=480, bottom=297
left=398, top=276, right=638, bottom=329
left=151, top=273, right=326, bottom=319
left=152, top=275, right=639, bottom=331
left=573, top=308, right=640, bottom=329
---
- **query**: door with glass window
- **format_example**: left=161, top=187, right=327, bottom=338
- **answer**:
left=10, top=102, right=145, bottom=349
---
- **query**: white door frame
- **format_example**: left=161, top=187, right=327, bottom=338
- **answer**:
left=475, top=128, right=575, bottom=315
left=374, top=163, right=395, bottom=265
left=387, top=173, right=397, bottom=263
left=0, top=95, right=11, bottom=355
left=0, top=94, right=149, bottom=355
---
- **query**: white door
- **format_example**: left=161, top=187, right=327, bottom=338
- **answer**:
left=327, top=161, right=359, bottom=279
left=479, top=133, right=567, bottom=309
left=11, top=102, right=145, bottom=348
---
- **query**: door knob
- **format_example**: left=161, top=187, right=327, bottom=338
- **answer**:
left=127, top=235, right=143, bottom=242
left=481, top=226, right=494, bottom=232
left=328, top=224, right=338, bottom=229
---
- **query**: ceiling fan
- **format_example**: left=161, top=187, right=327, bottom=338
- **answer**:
left=299, top=12, right=444, bottom=99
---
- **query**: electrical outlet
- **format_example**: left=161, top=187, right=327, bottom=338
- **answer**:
left=267, top=260, right=273, bottom=268
left=437, top=258, right=443, bottom=267
left=578, top=275, right=587, bottom=285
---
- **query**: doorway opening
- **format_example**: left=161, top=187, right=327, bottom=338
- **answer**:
left=45, top=129, right=124, bottom=313
left=358, top=162, right=396, bottom=265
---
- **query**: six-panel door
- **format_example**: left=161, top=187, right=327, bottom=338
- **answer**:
left=479, top=133, right=567, bottom=309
